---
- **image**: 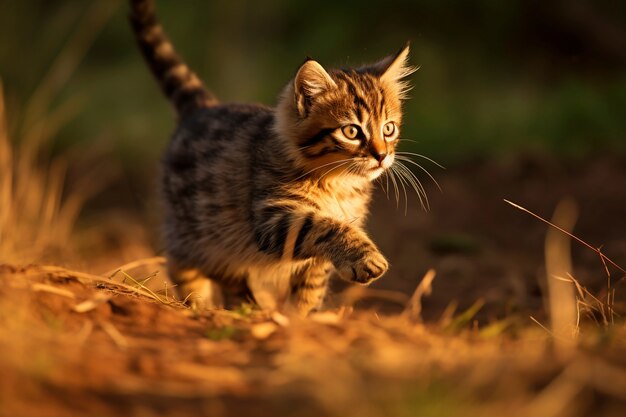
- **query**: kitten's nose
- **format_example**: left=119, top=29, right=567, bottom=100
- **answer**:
left=372, top=151, right=387, bottom=163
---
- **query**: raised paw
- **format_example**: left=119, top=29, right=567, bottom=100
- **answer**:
left=337, top=248, right=388, bottom=285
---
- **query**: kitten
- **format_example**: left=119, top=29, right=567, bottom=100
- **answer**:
left=130, top=0, right=416, bottom=315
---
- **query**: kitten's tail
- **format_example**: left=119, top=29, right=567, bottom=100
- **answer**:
left=129, top=0, right=217, bottom=117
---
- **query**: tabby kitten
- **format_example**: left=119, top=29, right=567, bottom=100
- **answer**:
left=130, top=0, right=416, bottom=315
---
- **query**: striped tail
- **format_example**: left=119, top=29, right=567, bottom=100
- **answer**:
left=129, top=0, right=217, bottom=117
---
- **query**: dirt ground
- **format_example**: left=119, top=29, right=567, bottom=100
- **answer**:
left=1, top=155, right=626, bottom=417
left=367, top=154, right=626, bottom=320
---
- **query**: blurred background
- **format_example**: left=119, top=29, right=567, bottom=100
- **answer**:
left=1, top=0, right=625, bottom=319
left=3, top=0, right=626, bottom=163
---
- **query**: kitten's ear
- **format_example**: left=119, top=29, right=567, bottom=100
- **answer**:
left=374, top=43, right=416, bottom=82
left=294, top=59, right=336, bottom=117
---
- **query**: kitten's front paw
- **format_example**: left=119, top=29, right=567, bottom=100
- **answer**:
left=337, top=249, right=388, bottom=285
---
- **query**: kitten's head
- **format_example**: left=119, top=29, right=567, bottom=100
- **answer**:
left=276, top=44, right=415, bottom=181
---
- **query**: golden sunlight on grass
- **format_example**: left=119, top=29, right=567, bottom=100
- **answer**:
left=0, top=82, right=82, bottom=262
left=2, top=262, right=626, bottom=417
left=1, top=71, right=626, bottom=413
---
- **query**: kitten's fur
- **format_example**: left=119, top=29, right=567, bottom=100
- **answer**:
left=130, top=0, right=415, bottom=315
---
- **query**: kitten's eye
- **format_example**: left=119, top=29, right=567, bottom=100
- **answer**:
left=341, top=125, right=359, bottom=140
left=383, top=122, right=397, bottom=140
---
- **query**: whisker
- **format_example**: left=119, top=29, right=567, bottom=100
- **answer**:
left=395, top=161, right=427, bottom=200
left=290, top=158, right=353, bottom=182
left=385, top=170, right=389, bottom=200
left=388, top=167, right=400, bottom=208
left=381, top=170, right=390, bottom=199
left=376, top=170, right=390, bottom=199
left=391, top=166, right=409, bottom=215
left=375, top=176, right=383, bottom=192
left=395, top=162, right=429, bottom=211
left=395, top=156, right=442, bottom=192
left=349, top=161, right=362, bottom=176
left=395, top=151, right=446, bottom=169
left=317, top=160, right=352, bottom=182
left=343, top=161, right=359, bottom=178
left=343, top=160, right=357, bottom=176
left=396, top=158, right=441, bottom=198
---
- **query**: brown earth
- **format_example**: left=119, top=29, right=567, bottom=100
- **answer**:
left=367, top=154, right=626, bottom=321
left=1, top=155, right=626, bottom=417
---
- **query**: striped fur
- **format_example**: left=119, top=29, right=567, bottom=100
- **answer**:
left=129, top=0, right=216, bottom=117
left=130, top=1, right=415, bottom=315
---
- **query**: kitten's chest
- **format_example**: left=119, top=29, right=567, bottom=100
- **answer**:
left=314, top=181, right=371, bottom=225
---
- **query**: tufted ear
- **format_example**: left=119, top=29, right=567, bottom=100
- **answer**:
left=294, top=59, right=336, bottom=117
left=371, top=43, right=416, bottom=82
left=367, top=43, right=417, bottom=100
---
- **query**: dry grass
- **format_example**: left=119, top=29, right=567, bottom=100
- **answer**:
left=1, top=261, right=626, bottom=417
left=0, top=97, right=107, bottom=261
left=0, top=1, right=118, bottom=263
left=2, top=82, right=626, bottom=417
left=1, top=142, right=626, bottom=416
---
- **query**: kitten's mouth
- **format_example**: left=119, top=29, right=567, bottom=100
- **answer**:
left=365, top=155, right=394, bottom=179
left=351, top=156, right=393, bottom=180
left=367, top=166, right=385, bottom=180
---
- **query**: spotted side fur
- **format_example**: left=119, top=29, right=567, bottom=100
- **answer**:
left=129, top=0, right=416, bottom=315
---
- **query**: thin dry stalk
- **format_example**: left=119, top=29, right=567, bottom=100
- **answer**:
left=529, top=315, right=555, bottom=336
left=33, top=265, right=186, bottom=308
left=504, top=199, right=626, bottom=278
left=402, top=268, right=436, bottom=322
left=73, top=293, right=112, bottom=313
left=545, top=199, right=578, bottom=347
left=31, top=283, right=76, bottom=299
left=117, top=270, right=171, bottom=304
left=438, top=300, right=459, bottom=327
left=555, top=273, right=613, bottom=326
left=98, top=320, right=128, bottom=350
left=104, top=256, right=167, bottom=277
left=506, top=199, right=624, bottom=329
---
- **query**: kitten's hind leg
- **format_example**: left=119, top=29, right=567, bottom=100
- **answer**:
left=289, top=259, right=332, bottom=316
left=246, top=268, right=289, bottom=312
left=167, top=262, right=223, bottom=310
